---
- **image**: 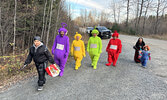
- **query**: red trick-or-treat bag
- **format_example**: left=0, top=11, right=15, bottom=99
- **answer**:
left=45, top=64, right=60, bottom=77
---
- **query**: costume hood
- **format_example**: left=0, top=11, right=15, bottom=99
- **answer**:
left=112, top=30, right=119, bottom=37
left=74, top=32, right=82, bottom=40
left=91, top=26, right=99, bottom=35
left=58, top=22, right=68, bottom=35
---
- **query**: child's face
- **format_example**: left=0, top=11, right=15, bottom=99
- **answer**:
left=60, top=31, right=65, bottom=36
left=34, top=40, right=41, bottom=47
left=113, top=36, right=116, bottom=39
left=93, top=33, right=97, bottom=37
left=76, top=36, right=80, bottom=40
left=144, top=47, right=148, bottom=51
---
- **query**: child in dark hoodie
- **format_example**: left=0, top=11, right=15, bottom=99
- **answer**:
left=24, top=36, right=55, bottom=91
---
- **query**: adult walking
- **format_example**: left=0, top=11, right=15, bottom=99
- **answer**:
left=52, top=23, right=69, bottom=76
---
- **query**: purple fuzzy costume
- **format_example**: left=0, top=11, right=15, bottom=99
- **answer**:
left=52, top=23, right=69, bottom=76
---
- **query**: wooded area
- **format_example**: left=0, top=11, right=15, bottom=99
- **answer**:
left=0, top=0, right=77, bottom=56
left=0, top=0, right=167, bottom=56
left=74, top=0, right=167, bottom=35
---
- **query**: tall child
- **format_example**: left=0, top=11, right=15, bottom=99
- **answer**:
left=106, top=30, right=122, bottom=67
left=87, top=27, right=102, bottom=69
left=24, top=36, right=55, bottom=91
left=52, top=23, right=69, bottom=76
left=71, top=32, right=86, bottom=70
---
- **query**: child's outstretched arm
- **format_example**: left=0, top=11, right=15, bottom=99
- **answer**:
left=52, top=37, right=57, bottom=55
left=106, top=39, right=111, bottom=52
left=148, top=52, right=151, bottom=60
left=24, top=48, right=32, bottom=65
left=99, top=38, right=102, bottom=54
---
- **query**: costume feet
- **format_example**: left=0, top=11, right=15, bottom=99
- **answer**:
left=59, top=71, right=64, bottom=77
left=105, top=63, right=111, bottom=66
left=75, top=66, right=78, bottom=70
left=93, top=66, right=97, bottom=69
left=37, top=86, right=43, bottom=91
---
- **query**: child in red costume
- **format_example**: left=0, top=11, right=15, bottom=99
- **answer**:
left=106, top=30, right=122, bottom=67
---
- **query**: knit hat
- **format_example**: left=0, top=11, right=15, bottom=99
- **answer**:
left=112, top=30, right=119, bottom=37
left=91, top=26, right=99, bottom=35
left=74, top=32, right=82, bottom=40
left=34, top=36, right=41, bottom=41
left=58, top=22, right=68, bottom=35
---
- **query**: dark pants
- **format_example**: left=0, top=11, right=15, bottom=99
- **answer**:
left=36, top=62, right=48, bottom=86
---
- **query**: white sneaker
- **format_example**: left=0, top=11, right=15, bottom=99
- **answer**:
left=37, top=86, right=43, bottom=91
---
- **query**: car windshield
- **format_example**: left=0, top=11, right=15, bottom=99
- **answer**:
left=98, top=27, right=108, bottom=30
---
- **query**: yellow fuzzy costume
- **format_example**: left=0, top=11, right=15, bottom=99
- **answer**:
left=71, top=32, right=86, bottom=70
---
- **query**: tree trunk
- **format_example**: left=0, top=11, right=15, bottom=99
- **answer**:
left=41, top=0, right=47, bottom=40
left=13, top=0, right=17, bottom=55
left=0, top=7, right=3, bottom=56
left=126, top=0, right=130, bottom=27
left=46, top=0, right=54, bottom=46
left=54, top=1, right=61, bottom=39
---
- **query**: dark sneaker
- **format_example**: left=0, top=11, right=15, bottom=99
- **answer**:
left=38, top=86, right=43, bottom=91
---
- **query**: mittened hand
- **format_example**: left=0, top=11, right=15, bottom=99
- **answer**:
left=149, top=57, right=151, bottom=60
left=64, top=53, right=68, bottom=58
left=83, top=54, right=86, bottom=57
left=52, top=50, right=54, bottom=55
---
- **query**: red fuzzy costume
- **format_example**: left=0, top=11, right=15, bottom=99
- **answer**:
left=106, top=31, right=122, bottom=66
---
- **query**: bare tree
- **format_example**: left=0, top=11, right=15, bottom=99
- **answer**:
left=13, top=0, right=17, bottom=55
left=41, top=0, right=48, bottom=40
left=0, top=7, right=3, bottom=56
left=126, top=0, right=130, bottom=27
left=46, top=0, right=54, bottom=46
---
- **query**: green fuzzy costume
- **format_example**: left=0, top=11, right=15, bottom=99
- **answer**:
left=87, top=28, right=102, bottom=69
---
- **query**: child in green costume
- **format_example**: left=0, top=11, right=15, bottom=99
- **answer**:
left=87, top=27, right=102, bottom=69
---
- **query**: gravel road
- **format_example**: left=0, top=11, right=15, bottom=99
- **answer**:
left=0, top=35, right=167, bottom=100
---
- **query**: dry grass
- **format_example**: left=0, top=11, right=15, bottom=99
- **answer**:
left=144, top=34, right=167, bottom=40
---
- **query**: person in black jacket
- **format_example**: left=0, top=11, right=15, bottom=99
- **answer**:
left=133, top=37, right=145, bottom=63
left=24, top=36, right=55, bottom=91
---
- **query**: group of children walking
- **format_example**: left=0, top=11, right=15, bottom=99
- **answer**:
left=23, top=23, right=150, bottom=91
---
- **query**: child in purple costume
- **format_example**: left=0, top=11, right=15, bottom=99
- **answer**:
left=52, top=23, right=69, bottom=76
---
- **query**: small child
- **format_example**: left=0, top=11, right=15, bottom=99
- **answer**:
left=106, top=30, right=122, bottom=67
left=24, top=36, right=55, bottom=91
left=139, top=45, right=151, bottom=68
left=71, top=32, right=86, bottom=70
left=87, top=27, right=102, bottom=69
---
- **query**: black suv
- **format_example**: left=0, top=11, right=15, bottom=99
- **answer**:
left=89, top=26, right=112, bottom=39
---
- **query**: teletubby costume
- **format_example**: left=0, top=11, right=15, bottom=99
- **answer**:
left=71, top=32, right=86, bottom=70
left=106, top=30, right=122, bottom=66
left=139, top=45, right=151, bottom=68
left=52, top=22, right=69, bottom=76
left=87, top=27, right=102, bottom=69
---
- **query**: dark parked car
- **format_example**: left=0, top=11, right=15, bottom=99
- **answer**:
left=89, top=26, right=112, bottom=39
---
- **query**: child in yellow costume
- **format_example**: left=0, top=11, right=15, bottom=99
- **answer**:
left=71, top=32, right=86, bottom=70
left=87, top=27, right=102, bottom=69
